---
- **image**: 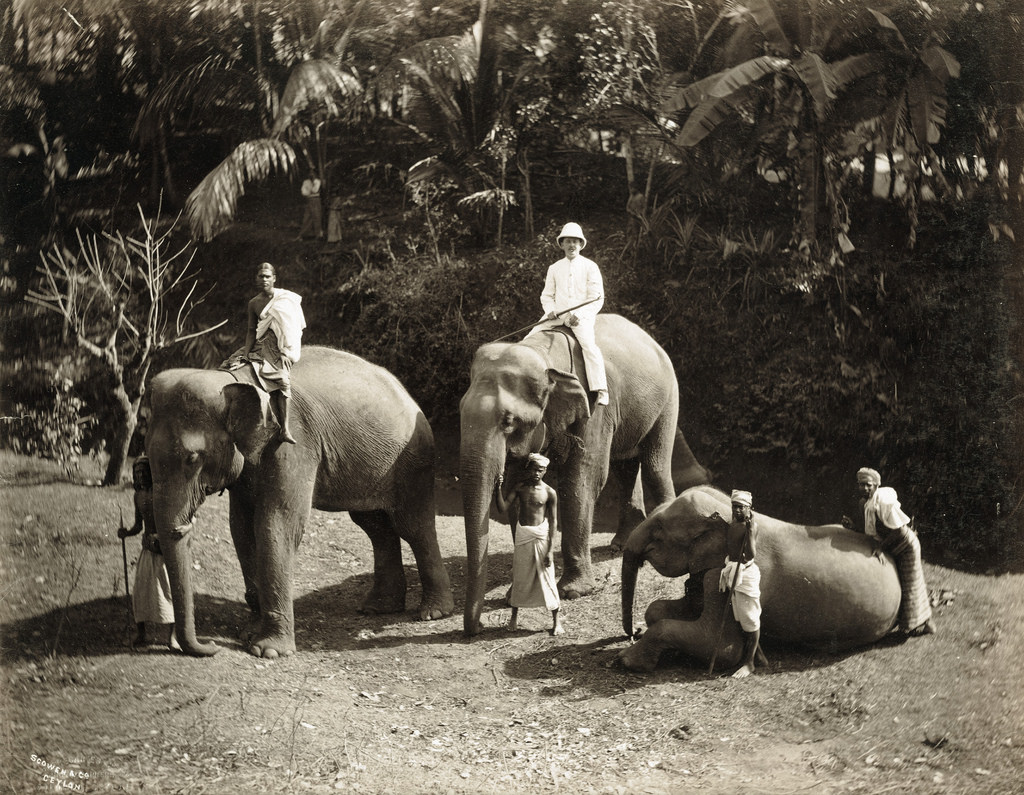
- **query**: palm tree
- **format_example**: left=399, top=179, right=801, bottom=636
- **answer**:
left=378, top=0, right=557, bottom=245
left=141, top=1, right=369, bottom=241
left=659, top=0, right=960, bottom=258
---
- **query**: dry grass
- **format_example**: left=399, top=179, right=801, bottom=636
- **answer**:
left=2, top=450, right=1022, bottom=794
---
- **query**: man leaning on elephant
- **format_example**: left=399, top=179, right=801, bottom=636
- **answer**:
left=844, top=467, right=936, bottom=637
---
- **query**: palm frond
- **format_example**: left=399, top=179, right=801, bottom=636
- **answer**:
left=919, top=46, right=961, bottom=82
left=133, top=56, right=264, bottom=144
left=792, top=53, right=837, bottom=122
left=865, top=9, right=909, bottom=48
left=664, top=56, right=788, bottom=113
left=728, top=0, right=792, bottom=56
left=184, top=139, right=296, bottom=242
left=271, top=59, right=362, bottom=137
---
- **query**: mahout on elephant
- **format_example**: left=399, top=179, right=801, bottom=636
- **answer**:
left=459, top=312, right=708, bottom=636
left=619, top=485, right=903, bottom=673
left=145, top=345, right=455, bottom=658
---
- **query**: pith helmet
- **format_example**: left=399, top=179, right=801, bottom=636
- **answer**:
left=556, top=222, right=587, bottom=249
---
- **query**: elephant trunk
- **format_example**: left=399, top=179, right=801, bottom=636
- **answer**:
left=621, top=548, right=643, bottom=638
left=460, top=428, right=506, bottom=637
left=153, top=486, right=219, bottom=657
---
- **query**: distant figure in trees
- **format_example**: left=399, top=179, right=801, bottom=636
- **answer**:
left=844, top=467, right=936, bottom=637
left=494, top=453, right=563, bottom=635
left=326, top=193, right=344, bottom=244
left=220, top=262, right=306, bottom=444
left=297, top=170, right=323, bottom=240
left=119, top=456, right=183, bottom=650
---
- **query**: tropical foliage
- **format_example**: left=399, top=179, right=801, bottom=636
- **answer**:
left=0, top=0, right=1020, bottom=563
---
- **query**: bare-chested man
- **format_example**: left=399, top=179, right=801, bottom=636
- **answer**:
left=494, top=453, right=563, bottom=635
left=720, top=489, right=761, bottom=678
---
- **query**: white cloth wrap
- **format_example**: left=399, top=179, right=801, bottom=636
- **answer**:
left=510, top=520, right=559, bottom=611
left=256, top=289, right=306, bottom=362
left=863, top=486, right=911, bottom=538
left=719, top=557, right=761, bottom=632
left=133, top=548, right=175, bottom=625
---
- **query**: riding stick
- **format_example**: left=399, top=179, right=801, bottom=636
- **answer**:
left=489, top=296, right=602, bottom=343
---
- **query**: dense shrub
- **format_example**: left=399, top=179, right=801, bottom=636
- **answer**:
left=0, top=361, right=97, bottom=474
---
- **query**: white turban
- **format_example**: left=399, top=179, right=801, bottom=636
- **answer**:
left=857, top=467, right=881, bottom=485
left=528, top=453, right=550, bottom=468
left=731, top=490, right=753, bottom=508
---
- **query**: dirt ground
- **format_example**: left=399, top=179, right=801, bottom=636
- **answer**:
left=1, top=450, right=1022, bottom=794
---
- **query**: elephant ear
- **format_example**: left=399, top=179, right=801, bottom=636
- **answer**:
left=223, top=383, right=278, bottom=464
left=544, top=367, right=590, bottom=441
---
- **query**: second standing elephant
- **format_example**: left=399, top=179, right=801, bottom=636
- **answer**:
left=460, top=313, right=708, bottom=636
left=146, top=345, right=454, bottom=658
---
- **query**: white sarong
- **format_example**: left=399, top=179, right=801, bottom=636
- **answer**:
left=719, top=557, right=761, bottom=632
left=133, top=548, right=174, bottom=625
left=510, top=521, right=559, bottom=611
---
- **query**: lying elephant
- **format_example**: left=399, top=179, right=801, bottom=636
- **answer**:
left=146, top=345, right=455, bottom=658
left=620, top=485, right=901, bottom=672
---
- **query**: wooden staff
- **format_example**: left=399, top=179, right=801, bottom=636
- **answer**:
left=118, top=505, right=134, bottom=648
left=489, top=296, right=602, bottom=343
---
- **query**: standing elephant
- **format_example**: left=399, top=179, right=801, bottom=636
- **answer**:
left=459, top=313, right=708, bottom=636
left=146, top=345, right=454, bottom=658
left=620, top=486, right=902, bottom=672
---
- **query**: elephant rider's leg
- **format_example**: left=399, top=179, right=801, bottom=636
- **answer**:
left=572, top=321, right=608, bottom=405
left=271, top=390, right=297, bottom=444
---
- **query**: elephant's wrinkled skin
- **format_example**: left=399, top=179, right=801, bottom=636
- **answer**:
left=146, top=345, right=454, bottom=658
left=460, top=313, right=708, bottom=636
left=620, top=486, right=901, bottom=672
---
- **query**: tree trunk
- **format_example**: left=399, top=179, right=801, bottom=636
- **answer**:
left=517, top=147, right=533, bottom=239
left=103, top=383, right=137, bottom=486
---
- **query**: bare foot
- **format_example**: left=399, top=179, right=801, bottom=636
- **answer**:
left=551, top=623, right=565, bottom=636
left=729, top=664, right=755, bottom=679
left=509, top=620, right=518, bottom=632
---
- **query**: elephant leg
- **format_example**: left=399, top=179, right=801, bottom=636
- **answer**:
left=229, top=487, right=260, bottom=639
left=558, top=442, right=611, bottom=599
left=608, top=458, right=643, bottom=553
left=350, top=510, right=407, bottom=614
left=620, top=570, right=742, bottom=673
left=644, top=573, right=705, bottom=626
left=639, top=409, right=677, bottom=510
left=391, top=476, right=455, bottom=620
left=248, top=479, right=312, bottom=659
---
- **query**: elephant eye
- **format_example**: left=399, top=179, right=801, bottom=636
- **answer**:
left=186, top=451, right=201, bottom=466
left=500, top=410, right=516, bottom=434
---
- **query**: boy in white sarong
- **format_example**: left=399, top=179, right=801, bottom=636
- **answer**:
left=720, top=490, right=761, bottom=678
left=220, top=262, right=306, bottom=443
left=118, top=457, right=189, bottom=650
left=494, top=454, right=563, bottom=635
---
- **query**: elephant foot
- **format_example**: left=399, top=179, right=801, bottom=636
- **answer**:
left=416, top=594, right=455, bottom=621
left=618, top=642, right=658, bottom=673
left=558, top=574, right=599, bottom=600
left=249, top=633, right=296, bottom=659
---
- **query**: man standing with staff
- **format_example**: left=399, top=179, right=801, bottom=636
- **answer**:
left=715, top=489, right=762, bottom=678
left=528, top=222, right=608, bottom=406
